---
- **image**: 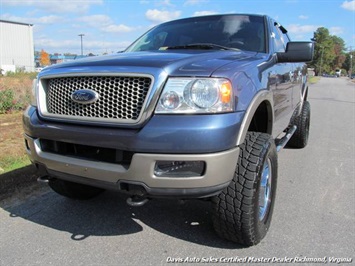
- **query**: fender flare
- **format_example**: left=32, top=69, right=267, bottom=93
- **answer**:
left=303, top=84, right=309, bottom=101
left=235, top=90, right=274, bottom=146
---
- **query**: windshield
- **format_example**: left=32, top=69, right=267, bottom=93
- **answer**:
left=126, top=15, right=266, bottom=53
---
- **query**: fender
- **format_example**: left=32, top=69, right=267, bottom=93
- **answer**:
left=235, top=90, right=274, bottom=146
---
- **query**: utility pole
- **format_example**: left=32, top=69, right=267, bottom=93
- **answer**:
left=350, top=46, right=353, bottom=77
left=78, top=34, right=85, bottom=56
left=319, top=46, right=324, bottom=76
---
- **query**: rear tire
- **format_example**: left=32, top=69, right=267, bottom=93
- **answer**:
left=48, top=179, right=104, bottom=200
left=287, top=101, right=311, bottom=148
left=212, top=132, right=278, bottom=246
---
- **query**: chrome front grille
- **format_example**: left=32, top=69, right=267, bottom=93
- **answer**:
left=44, top=75, right=152, bottom=122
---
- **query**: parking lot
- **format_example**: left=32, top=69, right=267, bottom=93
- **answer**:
left=0, top=77, right=354, bottom=265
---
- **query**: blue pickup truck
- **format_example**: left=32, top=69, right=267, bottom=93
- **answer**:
left=23, top=14, right=313, bottom=246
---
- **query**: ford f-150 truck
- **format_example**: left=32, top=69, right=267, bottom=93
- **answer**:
left=23, top=14, right=313, bottom=246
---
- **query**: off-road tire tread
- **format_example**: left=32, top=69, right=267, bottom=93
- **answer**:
left=212, top=132, right=276, bottom=246
left=288, top=101, right=311, bottom=148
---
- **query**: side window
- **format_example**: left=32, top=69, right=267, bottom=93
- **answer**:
left=283, top=32, right=291, bottom=44
left=272, top=21, right=288, bottom=53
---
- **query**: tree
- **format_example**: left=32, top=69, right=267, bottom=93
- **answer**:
left=310, top=27, right=346, bottom=76
left=332, top=36, right=346, bottom=69
left=40, top=49, right=50, bottom=66
left=343, top=51, right=355, bottom=74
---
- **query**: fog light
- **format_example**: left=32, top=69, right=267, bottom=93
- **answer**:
left=154, top=161, right=205, bottom=177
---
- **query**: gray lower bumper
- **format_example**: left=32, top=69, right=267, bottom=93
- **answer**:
left=25, top=134, right=239, bottom=197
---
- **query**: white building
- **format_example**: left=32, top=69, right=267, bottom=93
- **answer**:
left=0, top=19, right=35, bottom=74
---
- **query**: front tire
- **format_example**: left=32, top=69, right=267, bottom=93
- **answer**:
left=48, top=179, right=105, bottom=200
left=212, top=132, right=278, bottom=246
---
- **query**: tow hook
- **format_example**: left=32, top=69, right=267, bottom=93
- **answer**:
left=37, top=175, right=51, bottom=183
left=126, top=196, right=149, bottom=207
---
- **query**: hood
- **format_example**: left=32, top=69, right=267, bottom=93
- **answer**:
left=40, top=50, right=260, bottom=77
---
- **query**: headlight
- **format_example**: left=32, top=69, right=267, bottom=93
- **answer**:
left=156, top=78, right=234, bottom=114
left=190, top=79, right=219, bottom=108
left=31, top=78, right=38, bottom=107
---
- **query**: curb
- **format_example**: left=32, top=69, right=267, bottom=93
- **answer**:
left=0, top=165, right=39, bottom=201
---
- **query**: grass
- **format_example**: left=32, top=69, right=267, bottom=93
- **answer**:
left=0, top=73, right=35, bottom=172
left=0, top=72, right=35, bottom=113
left=5, top=71, right=37, bottom=79
left=0, top=109, right=32, bottom=174
left=308, top=76, right=320, bottom=84
left=0, top=155, right=30, bottom=173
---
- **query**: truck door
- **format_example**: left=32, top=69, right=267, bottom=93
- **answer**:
left=269, top=20, right=294, bottom=134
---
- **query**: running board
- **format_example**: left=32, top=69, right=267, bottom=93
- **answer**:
left=275, top=125, right=297, bottom=152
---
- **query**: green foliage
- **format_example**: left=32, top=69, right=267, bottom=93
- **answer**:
left=310, top=27, right=346, bottom=76
left=0, top=72, right=35, bottom=113
left=0, top=89, right=29, bottom=113
left=0, top=90, right=15, bottom=114
left=343, top=52, right=355, bottom=74
left=0, top=89, right=26, bottom=113
left=5, top=71, right=37, bottom=79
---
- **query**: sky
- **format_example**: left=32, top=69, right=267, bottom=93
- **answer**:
left=0, top=0, right=354, bottom=55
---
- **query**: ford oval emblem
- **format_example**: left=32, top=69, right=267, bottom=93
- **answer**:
left=71, top=89, right=99, bottom=104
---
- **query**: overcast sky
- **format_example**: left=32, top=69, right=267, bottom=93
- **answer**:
left=1, top=0, right=354, bottom=55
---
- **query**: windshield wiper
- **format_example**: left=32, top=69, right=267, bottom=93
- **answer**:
left=166, top=43, right=239, bottom=51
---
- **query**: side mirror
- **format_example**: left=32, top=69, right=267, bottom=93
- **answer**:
left=277, top=42, right=314, bottom=63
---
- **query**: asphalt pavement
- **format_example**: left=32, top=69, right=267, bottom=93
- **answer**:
left=0, top=77, right=354, bottom=266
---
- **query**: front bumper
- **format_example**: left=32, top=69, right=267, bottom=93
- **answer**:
left=25, top=134, right=239, bottom=197
left=23, top=107, right=242, bottom=198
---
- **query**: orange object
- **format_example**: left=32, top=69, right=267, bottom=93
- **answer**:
left=220, top=82, right=232, bottom=103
